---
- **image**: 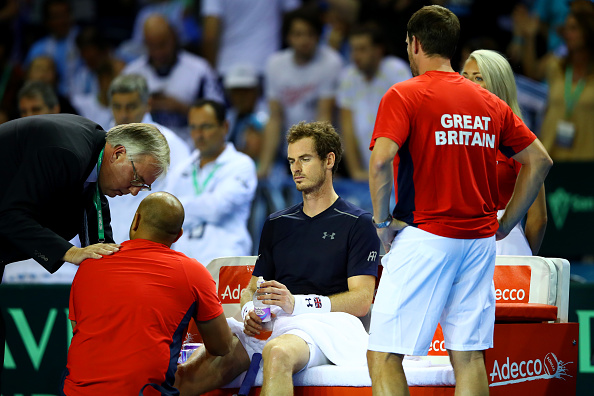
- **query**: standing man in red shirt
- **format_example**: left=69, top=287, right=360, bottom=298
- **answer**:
left=366, top=5, right=553, bottom=396
left=63, top=192, right=233, bottom=396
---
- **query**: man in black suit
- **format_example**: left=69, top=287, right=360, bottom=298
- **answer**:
left=0, top=113, right=170, bottom=386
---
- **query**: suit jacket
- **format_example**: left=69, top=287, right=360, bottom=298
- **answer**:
left=0, top=114, right=114, bottom=273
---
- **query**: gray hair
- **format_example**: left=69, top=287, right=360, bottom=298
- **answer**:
left=18, top=80, right=59, bottom=109
left=467, top=50, right=523, bottom=120
left=108, top=74, right=149, bottom=105
left=105, top=123, right=170, bottom=178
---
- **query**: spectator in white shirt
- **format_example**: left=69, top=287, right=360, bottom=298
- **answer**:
left=258, top=5, right=343, bottom=178
left=337, top=25, right=411, bottom=180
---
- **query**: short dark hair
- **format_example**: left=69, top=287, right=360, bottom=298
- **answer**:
left=18, top=80, right=59, bottom=108
left=407, top=5, right=460, bottom=59
left=287, top=121, right=343, bottom=174
left=191, top=99, right=227, bottom=124
left=284, top=5, right=324, bottom=38
left=350, top=24, right=386, bottom=49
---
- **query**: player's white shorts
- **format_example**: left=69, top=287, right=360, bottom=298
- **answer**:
left=368, top=226, right=496, bottom=356
left=227, top=319, right=330, bottom=372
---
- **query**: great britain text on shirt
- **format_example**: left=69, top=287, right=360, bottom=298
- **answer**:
left=435, top=113, right=495, bottom=148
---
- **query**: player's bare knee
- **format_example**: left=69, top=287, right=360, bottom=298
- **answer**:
left=262, top=341, right=295, bottom=373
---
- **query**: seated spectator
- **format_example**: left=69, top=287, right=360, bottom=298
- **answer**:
left=258, top=6, right=343, bottom=178
left=200, top=0, right=300, bottom=78
left=462, top=49, right=547, bottom=255
left=122, top=14, right=223, bottom=145
left=26, top=55, right=76, bottom=115
left=175, top=121, right=379, bottom=396
left=224, top=64, right=267, bottom=162
left=337, top=25, right=411, bottom=181
left=107, top=73, right=191, bottom=244
left=128, top=0, right=201, bottom=59
left=70, top=25, right=125, bottom=98
left=70, top=61, right=117, bottom=129
left=62, top=192, right=233, bottom=395
left=24, top=0, right=82, bottom=97
left=165, top=99, right=257, bottom=265
left=18, top=80, right=60, bottom=117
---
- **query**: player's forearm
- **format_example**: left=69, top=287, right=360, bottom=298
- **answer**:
left=240, top=279, right=258, bottom=308
left=501, top=159, right=552, bottom=235
left=524, top=186, right=547, bottom=254
left=328, top=288, right=374, bottom=317
left=369, top=150, right=394, bottom=221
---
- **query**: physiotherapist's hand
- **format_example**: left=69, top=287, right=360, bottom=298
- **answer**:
left=63, top=243, right=121, bottom=265
left=377, top=219, right=408, bottom=253
left=257, top=280, right=295, bottom=314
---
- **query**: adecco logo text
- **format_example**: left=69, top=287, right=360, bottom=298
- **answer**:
left=428, top=339, right=447, bottom=353
left=495, top=288, right=527, bottom=302
left=489, top=352, right=573, bottom=386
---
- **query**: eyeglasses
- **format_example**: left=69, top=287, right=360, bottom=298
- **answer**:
left=130, top=160, right=151, bottom=191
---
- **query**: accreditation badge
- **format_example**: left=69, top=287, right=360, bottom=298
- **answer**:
left=555, top=120, right=576, bottom=148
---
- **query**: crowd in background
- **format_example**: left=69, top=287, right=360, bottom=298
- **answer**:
left=1, top=0, right=593, bottom=265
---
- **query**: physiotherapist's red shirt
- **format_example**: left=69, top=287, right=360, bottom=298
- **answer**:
left=64, top=239, right=223, bottom=396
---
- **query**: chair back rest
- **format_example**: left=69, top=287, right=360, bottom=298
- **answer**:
left=206, top=256, right=257, bottom=320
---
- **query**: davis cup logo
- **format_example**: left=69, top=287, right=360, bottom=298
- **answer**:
left=489, top=352, right=572, bottom=386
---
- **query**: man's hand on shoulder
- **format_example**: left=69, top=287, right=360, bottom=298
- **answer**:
left=63, top=243, right=121, bottom=265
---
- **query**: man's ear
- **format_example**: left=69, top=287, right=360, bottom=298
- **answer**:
left=413, top=36, right=421, bottom=55
left=112, top=145, right=127, bottom=161
left=131, top=212, right=141, bottom=231
left=173, top=228, right=183, bottom=243
left=326, top=152, right=336, bottom=170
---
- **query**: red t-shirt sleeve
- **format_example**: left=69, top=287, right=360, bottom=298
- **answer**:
left=185, top=258, right=224, bottom=322
left=370, top=84, right=412, bottom=150
left=498, top=105, right=537, bottom=158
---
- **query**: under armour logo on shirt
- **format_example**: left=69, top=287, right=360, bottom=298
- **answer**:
left=368, top=251, right=378, bottom=261
left=305, top=298, right=313, bottom=307
left=322, top=232, right=335, bottom=239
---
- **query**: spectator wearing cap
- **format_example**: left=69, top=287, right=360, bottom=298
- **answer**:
left=224, top=64, right=268, bottom=162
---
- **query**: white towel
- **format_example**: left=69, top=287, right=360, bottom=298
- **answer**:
left=228, top=311, right=369, bottom=367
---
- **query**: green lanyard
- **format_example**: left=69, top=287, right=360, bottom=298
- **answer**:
left=93, top=148, right=105, bottom=242
left=192, top=162, right=220, bottom=196
left=564, top=65, right=586, bottom=119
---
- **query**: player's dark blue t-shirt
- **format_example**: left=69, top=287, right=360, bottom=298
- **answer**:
left=253, top=197, right=380, bottom=296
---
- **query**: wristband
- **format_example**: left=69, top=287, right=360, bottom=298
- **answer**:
left=292, top=294, right=331, bottom=316
left=241, top=301, right=254, bottom=320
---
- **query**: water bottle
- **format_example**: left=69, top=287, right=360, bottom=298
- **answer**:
left=253, top=276, right=273, bottom=340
